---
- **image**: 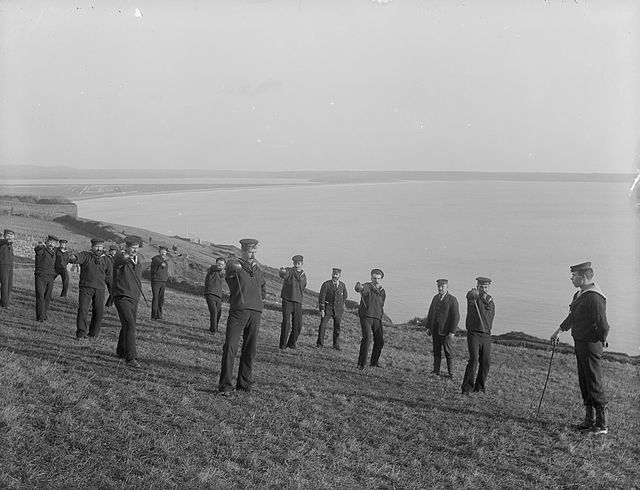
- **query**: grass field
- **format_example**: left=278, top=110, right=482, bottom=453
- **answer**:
left=1, top=263, right=639, bottom=489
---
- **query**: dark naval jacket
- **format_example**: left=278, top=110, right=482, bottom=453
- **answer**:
left=150, top=254, right=169, bottom=282
left=71, top=251, right=112, bottom=290
left=318, top=280, right=348, bottom=313
left=226, top=259, right=266, bottom=313
left=54, top=248, right=70, bottom=272
left=279, top=267, right=306, bottom=303
left=559, top=283, right=610, bottom=343
left=0, top=239, right=14, bottom=266
left=426, top=292, right=460, bottom=335
left=466, top=292, right=495, bottom=334
left=112, top=253, right=143, bottom=300
left=358, top=283, right=386, bottom=320
left=34, top=245, right=56, bottom=276
left=204, top=265, right=225, bottom=298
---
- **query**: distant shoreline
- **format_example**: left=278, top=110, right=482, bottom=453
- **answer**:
left=1, top=170, right=633, bottom=202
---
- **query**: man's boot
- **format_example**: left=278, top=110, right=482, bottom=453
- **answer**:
left=445, top=358, right=454, bottom=379
left=577, top=405, right=595, bottom=431
left=432, top=356, right=441, bottom=375
left=591, top=406, right=608, bottom=435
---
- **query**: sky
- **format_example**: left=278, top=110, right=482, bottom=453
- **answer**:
left=1, top=0, right=639, bottom=173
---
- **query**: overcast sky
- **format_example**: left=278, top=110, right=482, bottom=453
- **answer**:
left=1, top=0, right=639, bottom=173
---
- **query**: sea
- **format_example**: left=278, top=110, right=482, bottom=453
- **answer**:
left=77, top=180, right=639, bottom=356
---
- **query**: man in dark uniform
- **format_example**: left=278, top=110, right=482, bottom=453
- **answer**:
left=204, top=257, right=226, bottom=333
left=54, top=239, right=70, bottom=297
left=551, top=262, right=610, bottom=435
left=150, top=245, right=170, bottom=320
left=355, top=269, right=386, bottom=369
left=68, top=238, right=113, bottom=339
left=113, top=235, right=145, bottom=368
left=34, top=235, right=59, bottom=322
left=461, top=277, right=495, bottom=395
left=278, top=254, right=306, bottom=349
left=316, top=267, right=348, bottom=350
left=104, top=244, right=119, bottom=307
left=0, top=229, right=15, bottom=308
left=426, top=279, right=460, bottom=378
left=219, top=238, right=266, bottom=394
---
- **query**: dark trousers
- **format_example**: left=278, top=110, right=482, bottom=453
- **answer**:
left=432, top=333, right=454, bottom=373
left=462, top=330, right=491, bottom=393
left=151, top=281, right=166, bottom=319
left=219, top=309, right=261, bottom=393
left=115, top=296, right=139, bottom=361
left=279, top=299, right=302, bottom=348
left=316, top=307, right=343, bottom=347
left=358, top=317, right=384, bottom=367
left=34, top=273, right=54, bottom=321
left=574, top=341, right=607, bottom=408
left=54, top=268, right=69, bottom=297
left=0, top=265, right=12, bottom=307
left=105, top=285, right=114, bottom=307
left=205, top=294, right=222, bottom=332
left=76, top=287, right=105, bottom=338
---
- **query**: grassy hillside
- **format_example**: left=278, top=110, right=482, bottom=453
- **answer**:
left=2, top=259, right=639, bottom=487
left=2, top=214, right=320, bottom=311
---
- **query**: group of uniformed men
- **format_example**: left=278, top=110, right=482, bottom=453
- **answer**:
left=0, top=229, right=611, bottom=434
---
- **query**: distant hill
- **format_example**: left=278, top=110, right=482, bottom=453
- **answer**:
left=0, top=165, right=633, bottom=183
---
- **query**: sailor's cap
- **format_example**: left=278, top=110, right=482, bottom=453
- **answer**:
left=124, top=235, right=143, bottom=246
left=476, top=277, right=492, bottom=285
left=570, top=262, right=592, bottom=273
left=239, top=238, right=259, bottom=250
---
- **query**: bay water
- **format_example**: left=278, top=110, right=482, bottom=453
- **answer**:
left=77, top=180, right=639, bottom=355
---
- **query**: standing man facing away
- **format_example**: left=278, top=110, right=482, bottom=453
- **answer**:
left=68, top=238, right=112, bottom=339
left=551, top=262, right=610, bottom=435
left=34, top=235, right=59, bottom=322
left=54, top=239, right=70, bottom=298
left=426, top=279, right=460, bottom=378
left=0, top=229, right=15, bottom=308
left=278, top=254, right=306, bottom=349
left=316, top=267, right=348, bottom=350
left=219, top=238, right=266, bottom=395
left=150, top=245, right=170, bottom=320
left=104, top=244, right=119, bottom=307
left=461, top=277, right=495, bottom=395
left=204, top=257, right=226, bottom=333
left=355, top=269, right=386, bottom=370
left=113, top=235, right=145, bottom=368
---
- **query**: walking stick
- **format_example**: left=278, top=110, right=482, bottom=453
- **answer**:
left=236, top=275, right=245, bottom=304
left=127, top=260, right=149, bottom=307
left=536, top=339, right=558, bottom=418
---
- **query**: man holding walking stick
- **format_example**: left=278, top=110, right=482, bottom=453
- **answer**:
left=550, top=261, right=610, bottom=435
left=461, top=277, right=495, bottom=395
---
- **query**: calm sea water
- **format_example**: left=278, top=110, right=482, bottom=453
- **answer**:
left=77, top=180, right=639, bottom=355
